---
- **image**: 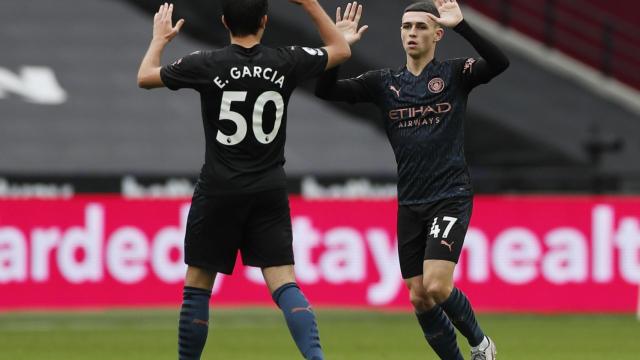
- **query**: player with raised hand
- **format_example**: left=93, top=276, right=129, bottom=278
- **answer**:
left=137, top=1, right=350, bottom=359
left=316, top=1, right=509, bottom=359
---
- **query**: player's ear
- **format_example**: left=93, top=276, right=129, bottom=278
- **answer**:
left=260, top=15, right=268, bottom=29
left=221, top=15, right=229, bottom=31
left=434, top=27, right=444, bottom=43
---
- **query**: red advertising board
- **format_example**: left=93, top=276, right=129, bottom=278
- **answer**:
left=0, top=196, right=638, bottom=312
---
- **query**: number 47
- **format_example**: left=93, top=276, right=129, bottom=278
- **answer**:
left=430, top=216, right=457, bottom=239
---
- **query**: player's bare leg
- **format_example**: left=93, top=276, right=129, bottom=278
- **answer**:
left=423, top=260, right=495, bottom=360
left=406, top=270, right=463, bottom=360
left=179, top=266, right=216, bottom=360
left=263, top=265, right=324, bottom=360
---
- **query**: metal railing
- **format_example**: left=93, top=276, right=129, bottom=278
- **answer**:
left=464, top=0, right=640, bottom=88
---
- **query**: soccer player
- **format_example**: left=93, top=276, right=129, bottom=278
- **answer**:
left=137, top=1, right=350, bottom=359
left=315, top=1, right=509, bottom=359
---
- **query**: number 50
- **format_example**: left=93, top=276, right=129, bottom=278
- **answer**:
left=216, top=91, right=284, bottom=146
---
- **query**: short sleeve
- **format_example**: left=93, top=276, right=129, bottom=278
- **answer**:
left=281, top=46, right=329, bottom=84
left=160, top=51, right=207, bottom=91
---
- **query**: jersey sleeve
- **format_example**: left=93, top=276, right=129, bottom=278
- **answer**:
left=315, top=67, right=381, bottom=104
left=453, top=57, right=489, bottom=91
left=452, top=20, right=510, bottom=91
left=281, top=46, right=329, bottom=84
left=160, top=51, right=208, bottom=91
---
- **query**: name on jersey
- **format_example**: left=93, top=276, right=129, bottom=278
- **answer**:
left=389, top=103, right=452, bottom=129
left=214, top=66, right=286, bottom=89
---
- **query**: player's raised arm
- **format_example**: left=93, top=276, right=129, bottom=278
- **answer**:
left=137, top=3, right=185, bottom=89
left=427, top=0, right=509, bottom=85
left=335, top=2, right=369, bottom=46
left=290, top=0, right=351, bottom=69
left=315, top=2, right=374, bottom=103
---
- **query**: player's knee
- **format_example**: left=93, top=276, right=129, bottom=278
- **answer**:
left=424, top=282, right=453, bottom=304
left=409, top=287, right=433, bottom=311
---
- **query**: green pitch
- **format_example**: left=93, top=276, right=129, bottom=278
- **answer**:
left=0, top=308, right=638, bottom=359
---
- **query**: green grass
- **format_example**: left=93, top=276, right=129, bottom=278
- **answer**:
left=0, top=308, right=638, bottom=359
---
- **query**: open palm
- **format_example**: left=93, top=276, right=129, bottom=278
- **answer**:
left=153, top=3, right=184, bottom=42
left=428, top=0, right=464, bottom=28
left=335, top=2, right=368, bottom=45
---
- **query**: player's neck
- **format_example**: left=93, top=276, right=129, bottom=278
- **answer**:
left=230, top=35, right=262, bottom=49
left=405, top=52, right=435, bottom=76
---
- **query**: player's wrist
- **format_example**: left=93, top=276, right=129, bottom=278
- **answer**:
left=151, top=36, right=170, bottom=46
left=452, top=19, right=468, bottom=32
left=300, top=0, right=319, bottom=10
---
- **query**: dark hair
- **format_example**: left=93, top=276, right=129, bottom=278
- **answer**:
left=222, top=0, right=269, bottom=36
left=404, top=1, right=440, bottom=17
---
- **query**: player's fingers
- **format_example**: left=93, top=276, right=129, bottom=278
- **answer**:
left=336, top=6, right=342, bottom=22
left=159, top=3, right=166, bottom=21
left=174, top=18, right=185, bottom=32
left=426, top=13, right=440, bottom=24
left=349, top=1, right=358, bottom=20
left=343, top=3, right=352, bottom=21
left=357, top=25, right=369, bottom=36
left=162, top=3, right=169, bottom=21
left=166, top=3, right=174, bottom=22
left=354, top=4, right=363, bottom=24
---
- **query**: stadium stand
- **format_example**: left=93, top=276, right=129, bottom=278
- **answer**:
left=1, top=0, right=639, bottom=193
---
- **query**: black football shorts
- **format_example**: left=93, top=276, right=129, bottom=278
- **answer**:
left=397, top=196, right=473, bottom=279
left=184, top=186, right=294, bottom=274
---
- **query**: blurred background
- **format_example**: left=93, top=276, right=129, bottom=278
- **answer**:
left=1, top=0, right=639, bottom=359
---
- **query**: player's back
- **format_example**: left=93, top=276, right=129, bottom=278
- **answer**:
left=161, top=44, right=328, bottom=194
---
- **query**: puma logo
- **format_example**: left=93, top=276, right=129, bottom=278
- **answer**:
left=192, top=319, right=209, bottom=327
left=440, top=240, right=454, bottom=252
left=291, top=306, right=313, bottom=314
left=389, top=85, right=401, bottom=97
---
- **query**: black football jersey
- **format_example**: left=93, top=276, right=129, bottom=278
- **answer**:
left=161, top=44, right=328, bottom=194
left=333, top=58, right=482, bottom=204
left=315, top=21, right=509, bottom=205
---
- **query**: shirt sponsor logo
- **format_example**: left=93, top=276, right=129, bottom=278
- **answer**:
left=389, top=103, right=451, bottom=129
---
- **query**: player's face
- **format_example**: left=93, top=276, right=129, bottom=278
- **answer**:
left=401, top=12, right=443, bottom=58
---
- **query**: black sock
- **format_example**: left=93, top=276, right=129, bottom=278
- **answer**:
left=440, top=287, right=485, bottom=347
left=178, top=286, right=211, bottom=360
left=416, top=306, right=463, bottom=360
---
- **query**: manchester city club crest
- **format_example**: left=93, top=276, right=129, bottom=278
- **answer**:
left=428, top=77, right=445, bottom=93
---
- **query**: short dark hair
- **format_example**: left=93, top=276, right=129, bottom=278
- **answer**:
left=404, top=1, right=440, bottom=18
left=222, top=0, right=269, bottom=36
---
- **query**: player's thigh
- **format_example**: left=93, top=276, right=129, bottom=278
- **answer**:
left=424, top=196, right=473, bottom=263
left=184, top=190, right=248, bottom=275
left=398, top=205, right=428, bottom=279
left=423, top=259, right=456, bottom=295
left=241, top=188, right=294, bottom=269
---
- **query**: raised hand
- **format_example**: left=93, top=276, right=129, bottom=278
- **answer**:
left=153, top=3, right=185, bottom=43
left=427, top=0, right=464, bottom=28
left=335, top=2, right=369, bottom=45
